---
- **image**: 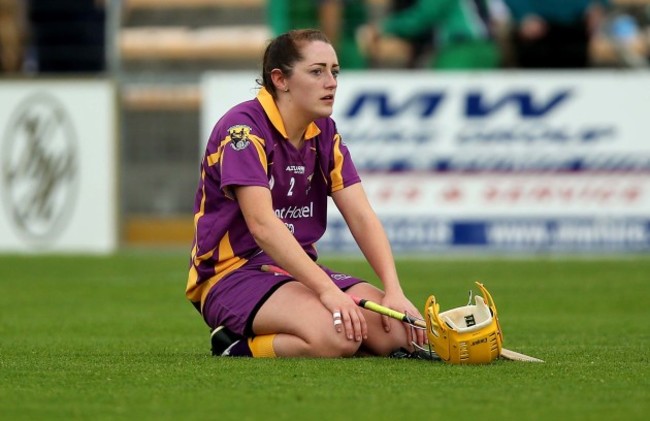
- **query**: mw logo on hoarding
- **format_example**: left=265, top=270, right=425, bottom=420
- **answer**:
left=343, top=90, right=571, bottom=118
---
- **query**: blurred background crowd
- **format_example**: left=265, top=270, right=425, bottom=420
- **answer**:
left=1, top=0, right=649, bottom=75
left=1, top=0, right=649, bottom=244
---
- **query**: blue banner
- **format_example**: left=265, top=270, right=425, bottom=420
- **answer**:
left=319, top=217, right=650, bottom=253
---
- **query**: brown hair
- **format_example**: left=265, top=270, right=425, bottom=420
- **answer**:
left=259, top=29, right=331, bottom=98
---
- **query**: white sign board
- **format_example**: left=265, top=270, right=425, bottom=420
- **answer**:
left=202, top=71, right=650, bottom=172
left=0, top=80, right=118, bottom=253
left=330, top=70, right=650, bottom=171
left=202, top=71, right=650, bottom=252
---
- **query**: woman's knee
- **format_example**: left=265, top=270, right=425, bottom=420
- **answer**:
left=308, top=331, right=361, bottom=358
left=365, top=329, right=407, bottom=356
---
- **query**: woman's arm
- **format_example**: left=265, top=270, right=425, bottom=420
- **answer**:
left=332, top=183, right=426, bottom=345
left=234, top=184, right=367, bottom=341
left=332, top=183, right=402, bottom=293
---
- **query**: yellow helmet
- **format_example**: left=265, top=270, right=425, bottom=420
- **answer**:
left=424, top=282, right=503, bottom=364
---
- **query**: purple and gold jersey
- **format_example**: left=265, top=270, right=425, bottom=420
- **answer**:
left=186, top=87, right=361, bottom=312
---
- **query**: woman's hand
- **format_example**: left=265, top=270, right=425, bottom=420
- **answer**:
left=319, top=288, right=368, bottom=342
left=381, top=292, right=427, bottom=349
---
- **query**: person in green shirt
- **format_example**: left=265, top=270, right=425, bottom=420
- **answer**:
left=267, top=0, right=369, bottom=69
left=358, top=0, right=501, bottom=70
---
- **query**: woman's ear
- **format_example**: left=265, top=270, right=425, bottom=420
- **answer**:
left=270, top=68, right=288, bottom=93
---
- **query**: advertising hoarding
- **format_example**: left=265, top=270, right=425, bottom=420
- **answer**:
left=202, top=71, right=650, bottom=252
left=0, top=80, right=118, bottom=253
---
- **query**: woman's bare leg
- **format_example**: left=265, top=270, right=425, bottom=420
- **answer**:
left=252, top=281, right=414, bottom=357
left=252, top=282, right=362, bottom=357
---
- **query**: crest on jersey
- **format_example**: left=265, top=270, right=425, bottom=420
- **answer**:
left=228, top=125, right=251, bottom=151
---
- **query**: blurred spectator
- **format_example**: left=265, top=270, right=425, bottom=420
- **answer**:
left=591, top=2, right=650, bottom=67
left=0, top=0, right=26, bottom=73
left=389, top=0, right=435, bottom=68
left=267, top=0, right=369, bottom=69
left=27, top=0, right=106, bottom=73
left=504, top=0, right=610, bottom=68
left=358, top=0, right=502, bottom=70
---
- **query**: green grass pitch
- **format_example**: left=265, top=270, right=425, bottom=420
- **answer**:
left=1, top=251, right=648, bottom=420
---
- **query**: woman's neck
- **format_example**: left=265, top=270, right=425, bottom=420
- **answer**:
left=277, top=98, right=310, bottom=148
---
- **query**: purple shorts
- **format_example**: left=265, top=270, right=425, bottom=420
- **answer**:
left=202, top=255, right=365, bottom=336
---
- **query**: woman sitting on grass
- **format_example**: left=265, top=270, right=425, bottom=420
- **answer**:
left=186, top=28, right=429, bottom=359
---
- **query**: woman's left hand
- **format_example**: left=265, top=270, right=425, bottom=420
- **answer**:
left=381, top=292, right=428, bottom=349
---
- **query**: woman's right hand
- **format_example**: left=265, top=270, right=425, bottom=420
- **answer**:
left=319, top=288, right=368, bottom=342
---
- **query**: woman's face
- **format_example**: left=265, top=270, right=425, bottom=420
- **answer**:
left=286, top=40, right=340, bottom=120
